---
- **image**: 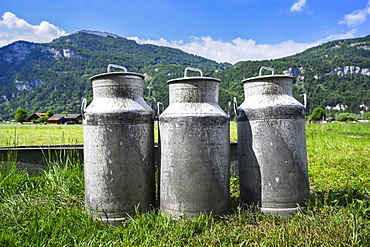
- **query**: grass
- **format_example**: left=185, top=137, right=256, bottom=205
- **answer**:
left=0, top=121, right=233, bottom=148
left=306, top=122, right=370, bottom=192
left=0, top=122, right=369, bottom=246
left=0, top=123, right=83, bottom=147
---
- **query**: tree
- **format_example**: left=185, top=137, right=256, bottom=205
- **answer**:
left=37, top=115, right=49, bottom=123
left=310, top=107, right=326, bottom=120
left=14, top=108, right=28, bottom=123
left=46, top=110, right=54, bottom=117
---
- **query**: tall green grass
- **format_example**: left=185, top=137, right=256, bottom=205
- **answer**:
left=0, top=122, right=369, bottom=246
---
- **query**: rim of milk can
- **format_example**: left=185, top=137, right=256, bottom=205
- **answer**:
left=242, top=66, right=293, bottom=83
left=167, top=67, right=221, bottom=84
left=90, top=64, right=145, bottom=81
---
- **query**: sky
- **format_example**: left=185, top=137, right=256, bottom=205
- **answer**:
left=1, top=0, right=370, bottom=64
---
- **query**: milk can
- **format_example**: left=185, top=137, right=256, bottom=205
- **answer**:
left=82, top=64, right=155, bottom=225
left=235, top=66, right=309, bottom=218
left=159, top=67, right=230, bottom=218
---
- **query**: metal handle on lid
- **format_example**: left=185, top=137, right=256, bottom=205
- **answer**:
left=184, top=67, right=203, bottom=77
left=157, top=102, right=164, bottom=116
left=107, top=64, right=128, bottom=73
left=81, top=98, right=87, bottom=120
left=259, top=66, right=274, bottom=76
left=149, top=98, right=157, bottom=119
left=149, top=98, right=164, bottom=120
left=227, top=101, right=232, bottom=118
left=233, top=97, right=240, bottom=117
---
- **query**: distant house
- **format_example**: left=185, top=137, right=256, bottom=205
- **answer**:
left=47, top=114, right=82, bottom=124
left=27, top=113, right=46, bottom=122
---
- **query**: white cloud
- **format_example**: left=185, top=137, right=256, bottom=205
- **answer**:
left=290, top=0, right=307, bottom=12
left=318, top=29, right=358, bottom=43
left=128, top=30, right=356, bottom=64
left=339, top=1, right=370, bottom=27
left=0, top=12, right=67, bottom=47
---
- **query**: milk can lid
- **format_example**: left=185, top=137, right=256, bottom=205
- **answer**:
left=167, top=67, right=221, bottom=84
left=90, top=64, right=145, bottom=81
left=241, top=66, right=293, bottom=83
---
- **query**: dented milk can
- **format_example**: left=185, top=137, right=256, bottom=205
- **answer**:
left=235, top=66, right=309, bottom=218
left=159, top=67, right=230, bottom=217
left=82, top=64, right=155, bottom=225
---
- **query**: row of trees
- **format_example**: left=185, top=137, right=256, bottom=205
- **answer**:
left=309, top=107, right=370, bottom=122
left=14, top=108, right=53, bottom=123
left=14, top=109, right=69, bottom=123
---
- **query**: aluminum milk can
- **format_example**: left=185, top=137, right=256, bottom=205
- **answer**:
left=159, top=67, right=230, bottom=218
left=82, top=64, right=155, bottom=225
left=235, top=66, right=309, bottom=218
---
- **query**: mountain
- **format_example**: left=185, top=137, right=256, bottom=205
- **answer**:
left=0, top=30, right=369, bottom=120
left=223, top=35, right=370, bottom=115
left=0, top=30, right=232, bottom=120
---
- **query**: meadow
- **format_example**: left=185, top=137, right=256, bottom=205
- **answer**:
left=0, top=122, right=369, bottom=246
left=0, top=123, right=83, bottom=147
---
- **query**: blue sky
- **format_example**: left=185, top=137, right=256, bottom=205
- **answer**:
left=1, top=0, right=370, bottom=63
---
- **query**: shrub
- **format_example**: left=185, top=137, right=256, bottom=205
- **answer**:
left=336, top=113, right=360, bottom=122
left=310, top=107, right=326, bottom=120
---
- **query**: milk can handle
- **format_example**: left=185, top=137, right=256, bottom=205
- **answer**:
left=157, top=102, right=164, bottom=116
left=184, top=67, right=203, bottom=77
left=107, top=64, right=128, bottom=73
left=149, top=98, right=161, bottom=120
left=259, top=66, right=274, bottom=76
left=233, top=97, right=239, bottom=117
left=227, top=101, right=232, bottom=118
left=81, top=98, right=87, bottom=120
left=149, top=98, right=164, bottom=120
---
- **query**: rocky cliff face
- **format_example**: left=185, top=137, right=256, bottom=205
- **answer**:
left=284, top=66, right=302, bottom=77
left=284, top=65, right=370, bottom=78
left=15, top=79, right=43, bottom=91
left=77, top=30, right=122, bottom=38
left=1, top=41, right=37, bottom=64
left=283, top=66, right=304, bottom=83
left=0, top=41, right=81, bottom=64
left=329, top=66, right=370, bottom=76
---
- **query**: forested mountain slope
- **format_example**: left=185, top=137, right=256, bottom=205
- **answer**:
left=213, top=35, right=370, bottom=115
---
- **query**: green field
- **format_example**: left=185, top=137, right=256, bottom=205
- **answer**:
left=0, top=122, right=369, bottom=246
left=0, top=123, right=84, bottom=147
left=0, top=121, right=238, bottom=147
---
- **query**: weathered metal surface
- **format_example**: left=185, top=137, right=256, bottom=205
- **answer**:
left=159, top=67, right=230, bottom=218
left=236, top=67, right=309, bottom=218
left=83, top=65, right=155, bottom=225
